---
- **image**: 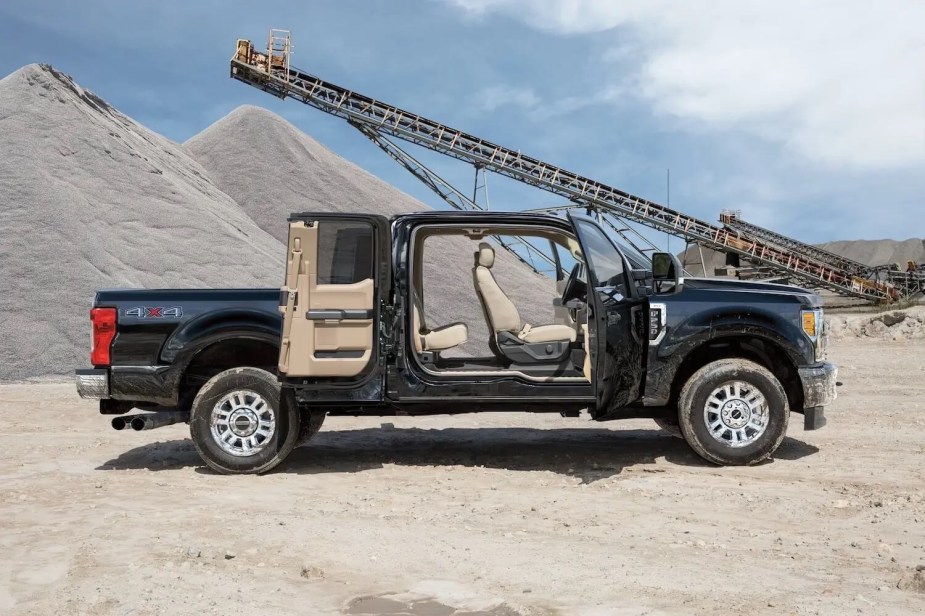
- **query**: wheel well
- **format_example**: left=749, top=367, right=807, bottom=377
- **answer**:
left=178, top=338, right=279, bottom=411
left=669, top=336, right=804, bottom=413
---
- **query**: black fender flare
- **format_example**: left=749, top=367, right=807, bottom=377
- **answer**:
left=160, top=308, right=282, bottom=399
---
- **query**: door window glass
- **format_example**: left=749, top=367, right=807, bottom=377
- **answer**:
left=317, top=222, right=374, bottom=284
left=573, top=219, right=627, bottom=290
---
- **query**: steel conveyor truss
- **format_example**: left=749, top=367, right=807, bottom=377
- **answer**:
left=230, top=32, right=900, bottom=302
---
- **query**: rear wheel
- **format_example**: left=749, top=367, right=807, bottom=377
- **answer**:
left=189, top=367, right=300, bottom=474
left=678, top=359, right=789, bottom=466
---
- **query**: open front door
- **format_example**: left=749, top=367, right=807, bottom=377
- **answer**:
left=568, top=214, right=646, bottom=417
left=279, top=214, right=390, bottom=387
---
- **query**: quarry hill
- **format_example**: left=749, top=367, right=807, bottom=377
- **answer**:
left=0, top=64, right=283, bottom=380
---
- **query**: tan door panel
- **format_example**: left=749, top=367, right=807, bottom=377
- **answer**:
left=310, top=279, right=374, bottom=309
left=314, top=321, right=372, bottom=351
left=279, top=221, right=317, bottom=376
left=279, top=221, right=377, bottom=378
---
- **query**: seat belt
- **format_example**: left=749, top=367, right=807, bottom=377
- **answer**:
left=278, top=240, right=302, bottom=373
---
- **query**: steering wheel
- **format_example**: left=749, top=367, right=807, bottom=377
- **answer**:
left=560, top=262, right=586, bottom=304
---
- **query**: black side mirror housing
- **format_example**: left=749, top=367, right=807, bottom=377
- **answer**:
left=651, top=252, right=684, bottom=294
left=652, top=252, right=682, bottom=281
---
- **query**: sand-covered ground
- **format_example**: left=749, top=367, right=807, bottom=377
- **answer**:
left=1, top=335, right=924, bottom=615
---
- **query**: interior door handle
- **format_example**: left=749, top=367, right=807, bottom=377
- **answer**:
left=306, top=309, right=373, bottom=320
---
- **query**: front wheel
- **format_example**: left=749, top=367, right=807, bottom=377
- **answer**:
left=678, top=359, right=789, bottom=466
left=189, top=367, right=300, bottom=474
left=653, top=417, right=683, bottom=438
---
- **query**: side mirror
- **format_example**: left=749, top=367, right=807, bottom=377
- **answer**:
left=652, top=252, right=681, bottom=280
left=651, top=252, right=683, bottom=294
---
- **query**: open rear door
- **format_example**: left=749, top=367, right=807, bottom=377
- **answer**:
left=279, top=214, right=390, bottom=390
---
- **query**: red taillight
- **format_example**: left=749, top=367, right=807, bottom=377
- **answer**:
left=90, top=307, right=117, bottom=366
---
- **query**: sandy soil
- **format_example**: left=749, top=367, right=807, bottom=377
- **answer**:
left=1, top=337, right=924, bottom=615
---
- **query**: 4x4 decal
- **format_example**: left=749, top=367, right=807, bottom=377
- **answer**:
left=123, top=306, right=183, bottom=319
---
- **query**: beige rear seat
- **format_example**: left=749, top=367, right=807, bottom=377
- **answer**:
left=412, top=297, right=468, bottom=353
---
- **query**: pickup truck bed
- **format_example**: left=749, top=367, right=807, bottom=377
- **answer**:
left=79, top=288, right=281, bottom=410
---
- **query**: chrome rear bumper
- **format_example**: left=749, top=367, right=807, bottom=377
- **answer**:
left=75, top=369, right=110, bottom=399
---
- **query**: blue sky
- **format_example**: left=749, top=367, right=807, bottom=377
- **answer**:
left=1, top=0, right=922, bottom=244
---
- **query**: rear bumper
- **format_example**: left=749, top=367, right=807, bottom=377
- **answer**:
left=75, top=368, right=110, bottom=399
left=798, top=362, right=837, bottom=430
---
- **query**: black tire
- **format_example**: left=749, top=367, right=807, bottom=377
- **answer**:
left=652, top=417, right=683, bottom=438
left=678, top=358, right=789, bottom=466
left=189, top=367, right=300, bottom=475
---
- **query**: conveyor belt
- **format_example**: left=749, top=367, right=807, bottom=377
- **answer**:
left=230, top=33, right=898, bottom=301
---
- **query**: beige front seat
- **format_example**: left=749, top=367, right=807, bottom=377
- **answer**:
left=473, top=243, right=577, bottom=345
left=412, top=296, right=468, bottom=353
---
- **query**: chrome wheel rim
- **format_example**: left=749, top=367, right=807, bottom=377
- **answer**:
left=703, top=380, right=769, bottom=448
left=210, top=389, right=275, bottom=457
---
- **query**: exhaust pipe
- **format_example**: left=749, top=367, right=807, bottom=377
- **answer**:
left=130, top=411, right=189, bottom=431
left=111, top=415, right=134, bottom=430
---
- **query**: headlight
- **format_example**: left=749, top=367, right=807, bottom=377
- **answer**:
left=802, top=310, right=817, bottom=337
left=801, top=308, right=825, bottom=360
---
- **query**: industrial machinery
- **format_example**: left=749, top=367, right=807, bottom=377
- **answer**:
left=230, top=31, right=917, bottom=302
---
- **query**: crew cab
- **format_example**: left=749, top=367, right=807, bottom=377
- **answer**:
left=77, top=211, right=837, bottom=474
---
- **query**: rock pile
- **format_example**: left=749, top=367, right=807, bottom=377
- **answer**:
left=827, top=307, right=925, bottom=341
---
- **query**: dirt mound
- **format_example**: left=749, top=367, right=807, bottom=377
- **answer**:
left=819, top=238, right=925, bottom=268
left=0, top=65, right=283, bottom=379
left=827, top=306, right=925, bottom=341
left=185, top=106, right=556, bottom=356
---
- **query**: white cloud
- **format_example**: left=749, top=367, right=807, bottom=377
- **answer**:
left=444, top=0, right=925, bottom=170
left=474, top=84, right=540, bottom=111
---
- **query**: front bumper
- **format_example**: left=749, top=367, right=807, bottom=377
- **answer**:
left=798, top=362, right=838, bottom=430
left=75, top=368, right=110, bottom=399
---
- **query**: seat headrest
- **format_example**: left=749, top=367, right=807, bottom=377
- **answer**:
left=476, top=242, right=495, bottom=268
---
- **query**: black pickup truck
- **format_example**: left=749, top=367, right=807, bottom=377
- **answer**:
left=77, top=211, right=837, bottom=474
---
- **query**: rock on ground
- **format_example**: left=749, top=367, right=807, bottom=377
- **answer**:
left=827, top=306, right=925, bottom=341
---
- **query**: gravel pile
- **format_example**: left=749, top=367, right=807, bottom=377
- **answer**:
left=185, top=106, right=556, bottom=357
left=819, top=238, right=925, bottom=269
left=0, top=65, right=283, bottom=379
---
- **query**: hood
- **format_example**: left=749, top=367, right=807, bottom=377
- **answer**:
left=680, top=277, right=821, bottom=308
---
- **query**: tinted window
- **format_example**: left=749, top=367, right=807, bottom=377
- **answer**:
left=573, top=219, right=627, bottom=289
left=317, top=221, right=374, bottom=284
left=616, top=241, right=651, bottom=270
